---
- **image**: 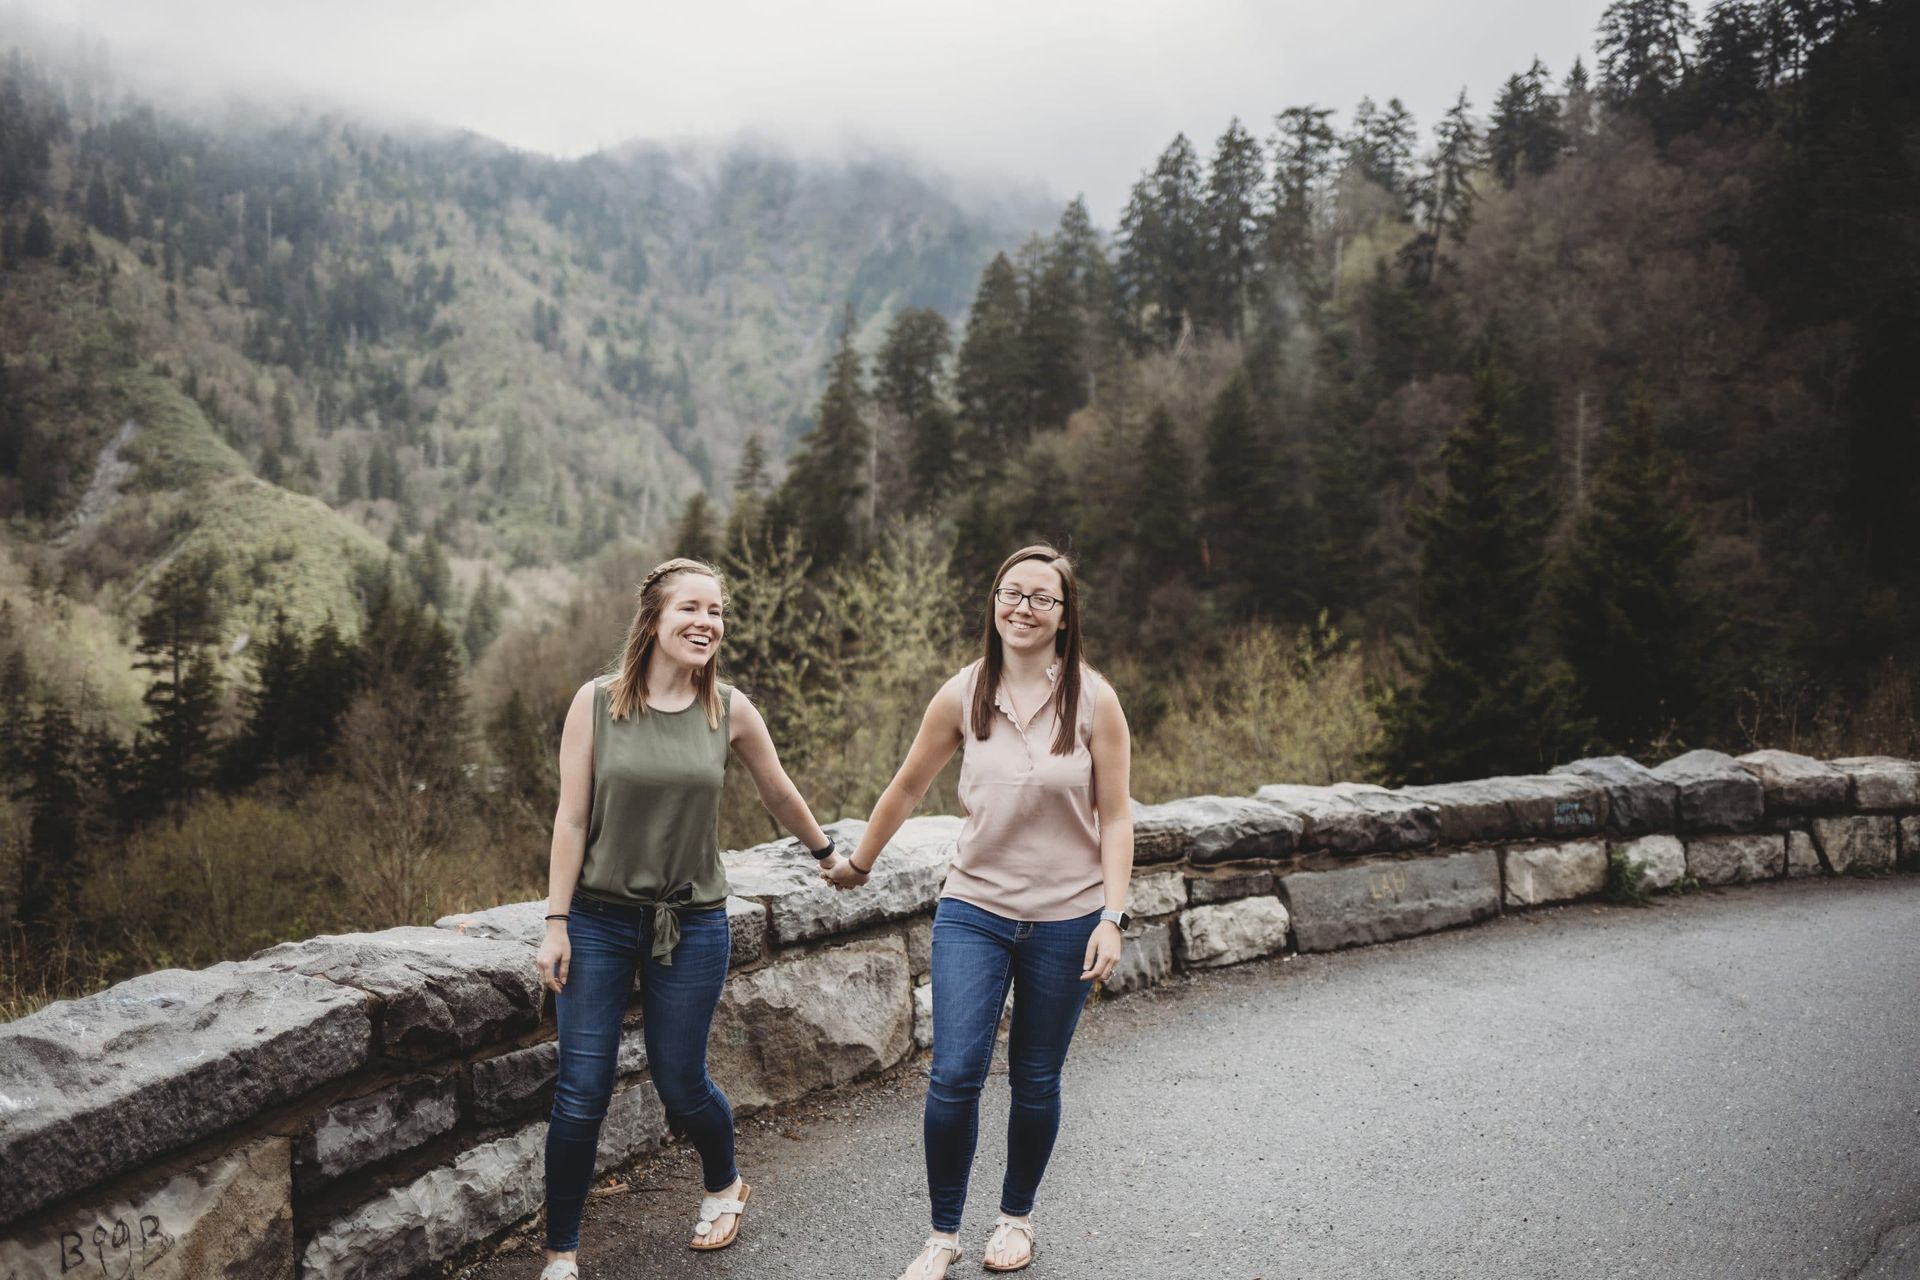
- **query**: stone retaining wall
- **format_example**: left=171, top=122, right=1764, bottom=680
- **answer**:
left=3, top=750, right=1916, bottom=1278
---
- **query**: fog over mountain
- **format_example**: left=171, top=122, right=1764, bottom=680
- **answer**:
left=16, top=0, right=1608, bottom=220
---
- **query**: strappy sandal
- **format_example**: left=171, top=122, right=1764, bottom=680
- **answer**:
left=909, top=1236, right=963, bottom=1277
left=538, top=1261, right=579, bottom=1280
left=688, top=1181, right=751, bottom=1250
left=981, top=1214, right=1035, bottom=1273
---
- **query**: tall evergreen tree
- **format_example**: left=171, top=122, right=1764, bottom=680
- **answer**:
left=726, top=433, right=772, bottom=558
left=1687, top=0, right=1772, bottom=126
left=1550, top=397, right=1706, bottom=752
left=875, top=306, right=956, bottom=507
left=17, top=698, right=82, bottom=928
left=1403, top=91, right=1482, bottom=286
left=1116, top=135, right=1204, bottom=347
left=1487, top=59, right=1566, bottom=187
left=1378, top=359, right=1561, bottom=782
left=224, top=609, right=306, bottom=787
left=777, top=306, right=870, bottom=567
left=1597, top=0, right=1696, bottom=113
left=673, top=490, right=718, bottom=562
left=1133, top=406, right=1196, bottom=583
left=1201, top=119, right=1265, bottom=335
left=953, top=255, right=1029, bottom=463
left=1201, top=370, right=1281, bottom=615
left=132, top=551, right=226, bottom=811
left=1022, top=252, right=1086, bottom=432
left=1266, top=106, right=1338, bottom=301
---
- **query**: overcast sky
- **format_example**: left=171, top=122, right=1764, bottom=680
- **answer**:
left=15, top=0, right=1612, bottom=223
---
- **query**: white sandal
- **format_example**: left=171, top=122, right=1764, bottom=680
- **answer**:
left=688, top=1181, right=751, bottom=1250
left=912, top=1235, right=963, bottom=1277
left=538, top=1261, right=579, bottom=1280
left=982, top=1215, right=1035, bottom=1273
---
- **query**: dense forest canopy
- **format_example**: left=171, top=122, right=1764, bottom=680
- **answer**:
left=1, top=0, right=1914, bottom=1014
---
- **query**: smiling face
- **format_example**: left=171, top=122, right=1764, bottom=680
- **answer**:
left=992, top=559, right=1066, bottom=658
left=652, top=571, right=724, bottom=670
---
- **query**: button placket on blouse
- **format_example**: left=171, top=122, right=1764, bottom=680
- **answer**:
left=991, top=662, right=1060, bottom=775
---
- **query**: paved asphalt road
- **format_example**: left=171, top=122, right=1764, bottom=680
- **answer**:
left=463, top=877, right=1920, bottom=1280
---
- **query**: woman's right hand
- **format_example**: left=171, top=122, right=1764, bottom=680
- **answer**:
left=537, top=925, right=571, bottom=992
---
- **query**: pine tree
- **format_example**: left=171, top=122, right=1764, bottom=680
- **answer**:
left=1687, top=0, right=1771, bottom=126
left=1378, top=359, right=1560, bottom=782
left=777, top=306, right=870, bottom=567
left=1022, top=252, right=1085, bottom=432
left=290, top=616, right=359, bottom=765
left=954, top=255, right=1029, bottom=463
left=1201, top=119, right=1265, bottom=335
left=1562, top=58, right=1597, bottom=148
left=1550, top=397, right=1706, bottom=752
left=674, top=490, right=718, bottom=562
left=1597, top=0, right=1696, bottom=113
left=132, top=551, right=226, bottom=811
left=224, top=610, right=306, bottom=788
left=1487, top=59, right=1566, bottom=187
left=21, top=208, right=53, bottom=258
left=17, top=698, right=82, bottom=928
left=463, top=569, right=505, bottom=659
left=1266, top=106, right=1338, bottom=301
left=726, top=433, right=772, bottom=558
left=875, top=307, right=956, bottom=505
left=1116, top=135, right=1204, bottom=347
left=1134, top=406, right=1195, bottom=583
left=1402, top=91, right=1482, bottom=286
left=1202, top=371, right=1281, bottom=615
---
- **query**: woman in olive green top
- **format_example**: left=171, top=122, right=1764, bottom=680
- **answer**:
left=532, top=558, right=846, bottom=1280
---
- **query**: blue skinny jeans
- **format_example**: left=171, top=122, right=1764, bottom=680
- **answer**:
left=544, top=894, right=735, bottom=1252
left=924, top=897, right=1101, bottom=1233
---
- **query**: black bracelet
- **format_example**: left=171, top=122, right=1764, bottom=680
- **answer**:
left=545, top=913, right=569, bottom=920
left=809, top=842, right=836, bottom=861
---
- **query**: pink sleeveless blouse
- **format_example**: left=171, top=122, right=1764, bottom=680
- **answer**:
left=942, top=659, right=1106, bottom=920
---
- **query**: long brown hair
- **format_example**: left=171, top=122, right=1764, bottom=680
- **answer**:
left=606, top=558, right=725, bottom=727
left=969, top=544, right=1084, bottom=756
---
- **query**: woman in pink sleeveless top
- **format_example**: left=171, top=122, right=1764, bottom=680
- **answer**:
left=827, top=545, right=1135, bottom=1277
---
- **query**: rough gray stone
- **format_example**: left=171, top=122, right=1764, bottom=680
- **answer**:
left=902, top=916, right=934, bottom=979
left=617, top=1020, right=649, bottom=1076
left=1401, top=775, right=1608, bottom=845
left=1103, top=922, right=1175, bottom=996
left=249, top=927, right=542, bottom=1058
left=0, top=1137, right=291, bottom=1280
left=300, top=1123, right=544, bottom=1280
left=1177, top=898, right=1291, bottom=968
left=1131, top=795, right=1305, bottom=864
left=1612, top=834, right=1685, bottom=891
left=725, top=817, right=959, bottom=946
left=707, top=936, right=912, bottom=1114
left=434, top=899, right=544, bottom=947
left=1186, top=863, right=1278, bottom=905
left=1503, top=840, right=1608, bottom=907
left=1812, top=815, right=1898, bottom=872
left=912, top=981, right=933, bottom=1050
left=468, top=1042, right=560, bottom=1125
left=1551, top=756, right=1679, bottom=836
left=1252, top=783, right=1438, bottom=854
left=1127, top=868, right=1187, bottom=917
left=1900, top=817, right=1920, bottom=871
left=1736, top=750, right=1851, bottom=815
left=296, top=1074, right=459, bottom=1192
left=1830, top=757, right=1920, bottom=811
left=0, top=962, right=370, bottom=1222
left=437, top=897, right=767, bottom=971
left=1787, top=830, right=1824, bottom=878
left=594, top=1080, right=669, bottom=1174
left=1686, top=833, right=1785, bottom=884
left=1653, top=750, right=1766, bottom=832
left=1282, top=850, right=1502, bottom=952
left=726, top=896, right=770, bottom=968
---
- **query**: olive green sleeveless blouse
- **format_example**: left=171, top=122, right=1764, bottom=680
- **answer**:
left=577, top=675, right=732, bottom=962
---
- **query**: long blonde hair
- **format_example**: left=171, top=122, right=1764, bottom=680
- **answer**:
left=606, top=558, right=726, bottom=727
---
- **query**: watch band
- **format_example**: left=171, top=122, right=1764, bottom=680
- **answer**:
left=1100, top=909, right=1130, bottom=930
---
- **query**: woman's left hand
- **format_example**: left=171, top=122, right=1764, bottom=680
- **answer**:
left=821, top=855, right=870, bottom=890
left=1081, top=920, right=1124, bottom=983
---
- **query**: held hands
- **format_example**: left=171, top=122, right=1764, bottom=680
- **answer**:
left=1080, top=920, right=1124, bottom=983
left=820, top=854, right=871, bottom=890
left=536, top=924, right=570, bottom=993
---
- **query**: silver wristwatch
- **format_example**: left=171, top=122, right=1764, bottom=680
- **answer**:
left=1099, top=909, right=1131, bottom=930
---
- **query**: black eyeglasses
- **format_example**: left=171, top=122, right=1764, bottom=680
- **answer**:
left=993, top=587, right=1061, bottom=613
